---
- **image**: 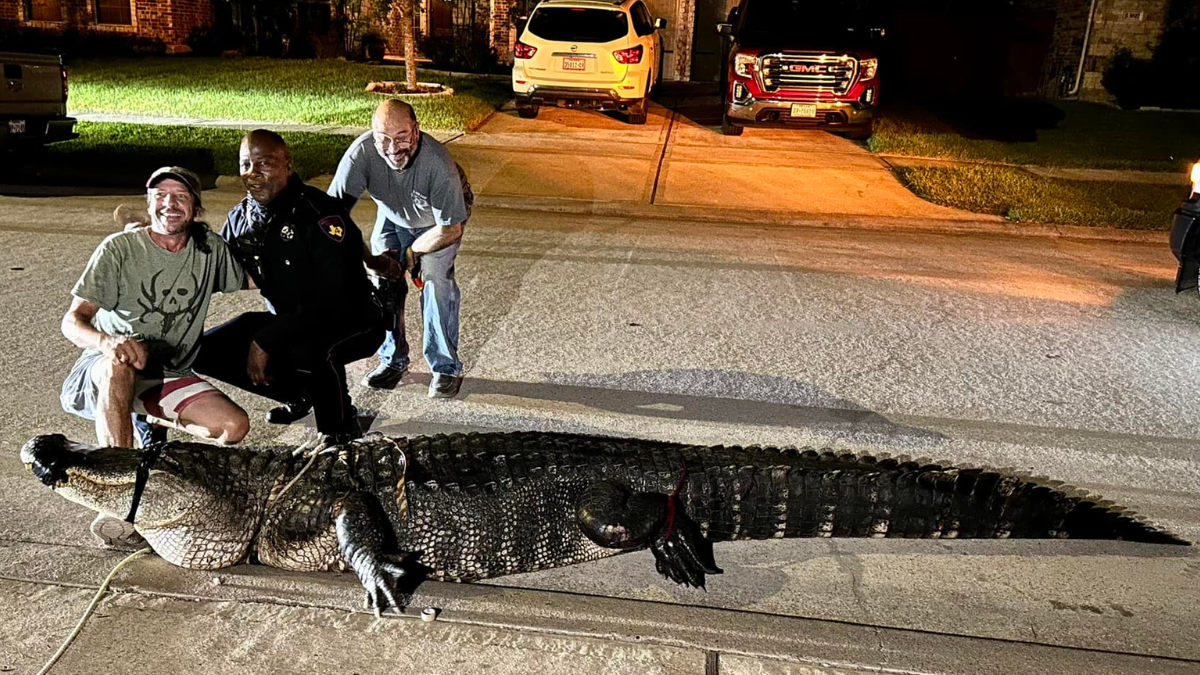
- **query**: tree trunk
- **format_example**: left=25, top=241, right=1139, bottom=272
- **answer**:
left=405, top=0, right=418, bottom=89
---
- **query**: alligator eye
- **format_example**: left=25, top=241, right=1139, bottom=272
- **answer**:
left=30, top=461, right=65, bottom=488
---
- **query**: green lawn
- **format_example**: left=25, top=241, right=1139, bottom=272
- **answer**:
left=68, top=57, right=512, bottom=131
left=46, top=122, right=353, bottom=178
left=895, top=165, right=1184, bottom=229
left=867, top=98, right=1196, bottom=228
left=870, top=99, right=1200, bottom=172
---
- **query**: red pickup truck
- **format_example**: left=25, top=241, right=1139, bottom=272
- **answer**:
left=716, top=0, right=883, bottom=138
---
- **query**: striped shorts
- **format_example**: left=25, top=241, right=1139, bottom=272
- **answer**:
left=60, top=350, right=220, bottom=423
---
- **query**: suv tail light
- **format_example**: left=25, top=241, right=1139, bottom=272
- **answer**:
left=613, top=45, right=643, bottom=64
left=514, top=41, right=537, bottom=59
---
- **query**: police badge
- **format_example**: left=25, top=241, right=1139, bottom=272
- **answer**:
left=279, top=225, right=294, bottom=241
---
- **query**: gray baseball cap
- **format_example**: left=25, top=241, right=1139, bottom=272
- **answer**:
left=146, top=166, right=202, bottom=208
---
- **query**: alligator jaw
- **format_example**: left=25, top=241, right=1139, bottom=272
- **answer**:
left=20, top=433, right=142, bottom=519
left=20, top=434, right=106, bottom=488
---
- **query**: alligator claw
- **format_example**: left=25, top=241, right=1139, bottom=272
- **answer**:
left=649, top=497, right=722, bottom=589
left=360, top=555, right=407, bottom=616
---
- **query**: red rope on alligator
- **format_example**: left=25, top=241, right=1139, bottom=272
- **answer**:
left=663, top=457, right=689, bottom=541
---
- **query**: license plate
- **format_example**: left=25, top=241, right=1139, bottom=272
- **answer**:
left=562, top=57, right=586, bottom=71
left=8, top=119, right=25, bottom=134
left=790, top=104, right=817, bottom=118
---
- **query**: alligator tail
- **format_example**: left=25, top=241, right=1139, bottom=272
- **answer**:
left=686, top=450, right=1188, bottom=545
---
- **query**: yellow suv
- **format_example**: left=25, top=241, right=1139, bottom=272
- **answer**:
left=512, top=0, right=667, bottom=125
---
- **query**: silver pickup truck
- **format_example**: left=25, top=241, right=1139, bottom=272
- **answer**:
left=1, top=51, right=78, bottom=149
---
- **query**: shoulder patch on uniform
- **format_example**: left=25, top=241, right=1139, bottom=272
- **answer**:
left=318, top=216, right=346, bottom=242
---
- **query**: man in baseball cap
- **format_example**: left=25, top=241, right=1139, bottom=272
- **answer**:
left=146, top=166, right=204, bottom=208
left=60, top=165, right=250, bottom=548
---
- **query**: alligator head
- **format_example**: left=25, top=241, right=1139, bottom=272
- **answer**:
left=21, top=434, right=272, bottom=568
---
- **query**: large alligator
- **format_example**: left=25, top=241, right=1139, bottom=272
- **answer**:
left=21, top=431, right=1187, bottom=613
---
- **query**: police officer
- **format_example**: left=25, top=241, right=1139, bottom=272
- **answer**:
left=194, top=129, right=383, bottom=443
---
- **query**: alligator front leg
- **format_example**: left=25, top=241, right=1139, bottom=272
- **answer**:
left=335, top=491, right=414, bottom=616
left=576, top=480, right=722, bottom=589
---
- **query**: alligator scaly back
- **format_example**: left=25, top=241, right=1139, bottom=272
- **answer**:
left=389, top=433, right=1187, bottom=546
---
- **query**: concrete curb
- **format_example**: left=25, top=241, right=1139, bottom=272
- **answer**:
left=879, top=154, right=1189, bottom=186
left=5, top=540, right=1198, bottom=675
left=468, top=193, right=1171, bottom=244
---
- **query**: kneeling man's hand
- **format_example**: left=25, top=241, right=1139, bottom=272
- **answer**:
left=101, top=335, right=148, bottom=370
left=365, top=249, right=403, bottom=281
left=248, top=341, right=271, bottom=386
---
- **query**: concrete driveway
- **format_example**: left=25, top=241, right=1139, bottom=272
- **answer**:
left=450, top=88, right=977, bottom=221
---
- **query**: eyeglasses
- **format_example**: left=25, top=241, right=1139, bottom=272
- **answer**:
left=374, top=129, right=417, bottom=149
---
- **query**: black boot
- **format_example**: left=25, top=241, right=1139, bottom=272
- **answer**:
left=321, top=407, right=362, bottom=445
left=266, top=401, right=312, bottom=425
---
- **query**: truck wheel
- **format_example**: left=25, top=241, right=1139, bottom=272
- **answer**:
left=517, top=103, right=540, bottom=119
left=721, top=113, right=743, bottom=136
left=628, top=98, right=648, bottom=125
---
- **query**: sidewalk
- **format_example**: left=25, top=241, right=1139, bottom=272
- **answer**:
left=66, top=110, right=1181, bottom=244
left=73, top=115, right=1188, bottom=186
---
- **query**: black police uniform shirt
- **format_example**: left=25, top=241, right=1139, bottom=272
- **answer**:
left=219, top=175, right=377, bottom=354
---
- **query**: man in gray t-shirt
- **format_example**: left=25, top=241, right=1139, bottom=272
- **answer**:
left=328, top=99, right=472, bottom=399
left=61, top=167, right=248, bottom=452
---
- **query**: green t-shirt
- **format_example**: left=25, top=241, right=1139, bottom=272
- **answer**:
left=72, top=227, right=244, bottom=377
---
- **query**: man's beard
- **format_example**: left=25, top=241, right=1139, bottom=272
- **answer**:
left=386, top=148, right=415, bottom=172
left=152, top=212, right=191, bottom=236
left=384, top=137, right=420, bottom=172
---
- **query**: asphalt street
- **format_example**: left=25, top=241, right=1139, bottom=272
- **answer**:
left=0, top=119, right=1197, bottom=673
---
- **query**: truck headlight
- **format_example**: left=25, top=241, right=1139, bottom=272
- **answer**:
left=859, top=58, right=878, bottom=80
left=1191, top=161, right=1200, bottom=195
left=734, top=53, right=756, bottom=78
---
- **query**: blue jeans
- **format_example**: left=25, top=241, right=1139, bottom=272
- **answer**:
left=372, top=225, right=462, bottom=377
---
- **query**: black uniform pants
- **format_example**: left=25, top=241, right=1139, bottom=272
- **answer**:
left=195, top=311, right=384, bottom=434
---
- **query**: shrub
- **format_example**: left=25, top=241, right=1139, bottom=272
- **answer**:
left=360, top=29, right=387, bottom=61
left=1101, top=49, right=1153, bottom=110
left=0, top=26, right=166, bottom=59
left=1149, top=7, right=1200, bottom=109
left=418, top=23, right=500, bottom=73
left=1101, top=7, right=1199, bottom=110
left=186, top=25, right=241, bottom=57
left=418, top=34, right=456, bottom=69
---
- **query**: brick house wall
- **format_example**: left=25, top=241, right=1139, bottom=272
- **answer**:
left=1078, top=0, right=1169, bottom=100
left=1039, top=0, right=1170, bottom=100
left=488, top=0, right=510, bottom=63
left=0, top=0, right=213, bottom=52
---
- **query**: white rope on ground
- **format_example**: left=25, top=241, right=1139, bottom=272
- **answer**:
left=35, top=547, right=152, bottom=675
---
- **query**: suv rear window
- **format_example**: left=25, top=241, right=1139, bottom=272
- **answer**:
left=526, top=7, right=629, bottom=43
